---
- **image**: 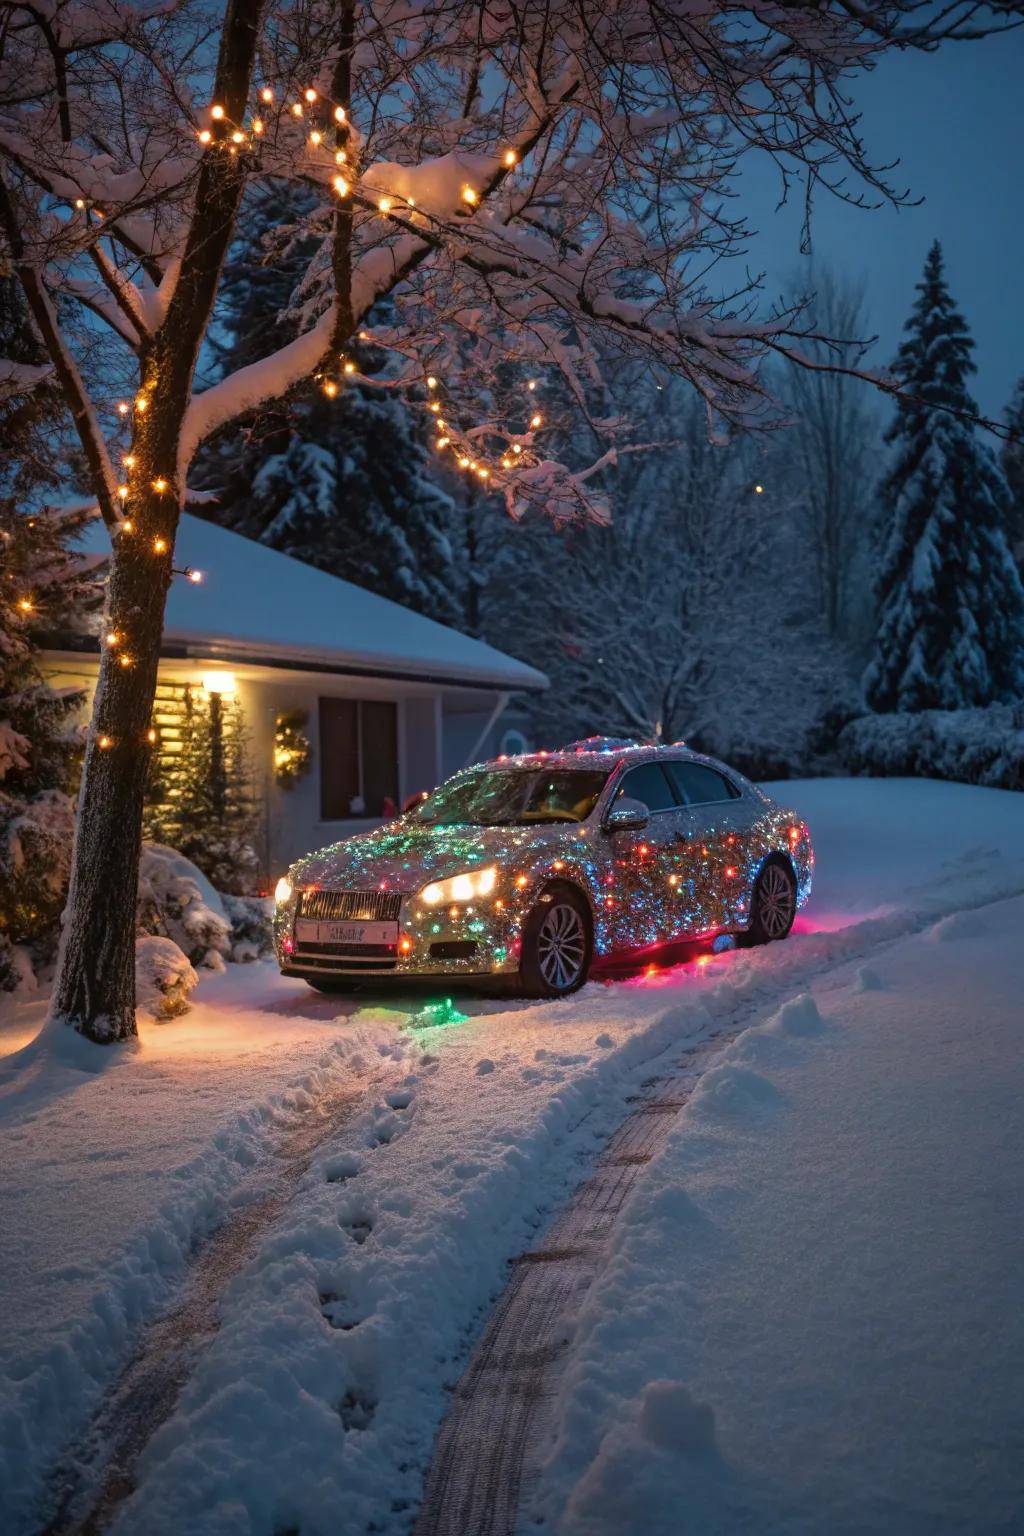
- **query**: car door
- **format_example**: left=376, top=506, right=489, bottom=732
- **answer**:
left=663, top=759, right=746, bottom=936
left=603, top=761, right=684, bottom=952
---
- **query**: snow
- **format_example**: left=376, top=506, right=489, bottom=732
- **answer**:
left=73, top=511, right=547, bottom=692
left=1, top=777, right=1023, bottom=1534
left=530, top=894, right=1024, bottom=1535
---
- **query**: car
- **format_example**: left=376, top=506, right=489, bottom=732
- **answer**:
left=273, top=739, right=813, bottom=997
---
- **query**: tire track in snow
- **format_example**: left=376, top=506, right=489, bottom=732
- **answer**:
left=40, top=1075, right=381, bottom=1536
left=412, top=877, right=1024, bottom=1536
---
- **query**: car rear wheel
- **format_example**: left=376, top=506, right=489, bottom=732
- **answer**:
left=519, top=887, right=591, bottom=998
left=746, top=858, right=797, bottom=944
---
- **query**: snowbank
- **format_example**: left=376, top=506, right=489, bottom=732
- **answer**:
left=531, top=897, right=1024, bottom=1535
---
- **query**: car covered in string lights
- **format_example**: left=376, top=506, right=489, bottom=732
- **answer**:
left=274, top=739, right=813, bottom=997
left=273, top=740, right=813, bottom=997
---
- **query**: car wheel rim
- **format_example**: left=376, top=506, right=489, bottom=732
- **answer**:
left=537, top=903, right=586, bottom=990
left=759, top=864, right=795, bottom=938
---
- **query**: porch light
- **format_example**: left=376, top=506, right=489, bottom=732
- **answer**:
left=202, top=671, right=236, bottom=696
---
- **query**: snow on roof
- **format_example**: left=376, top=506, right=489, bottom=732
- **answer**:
left=79, top=513, right=547, bottom=692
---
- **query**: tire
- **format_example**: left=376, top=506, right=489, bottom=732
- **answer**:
left=745, top=857, right=797, bottom=945
left=305, top=976, right=362, bottom=995
left=519, top=886, right=592, bottom=998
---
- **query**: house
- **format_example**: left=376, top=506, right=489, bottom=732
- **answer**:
left=45, top=513, right=547, bottom=879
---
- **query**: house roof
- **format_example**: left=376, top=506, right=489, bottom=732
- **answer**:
left=79, top=512, right=548, bottom=692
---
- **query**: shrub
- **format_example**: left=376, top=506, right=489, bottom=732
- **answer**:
left=839, top=705, right=1024, bottom=791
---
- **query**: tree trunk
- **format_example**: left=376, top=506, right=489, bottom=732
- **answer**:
left=50, top=469, right=177, bottom=1040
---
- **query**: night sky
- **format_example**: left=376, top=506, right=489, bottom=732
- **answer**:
left=739, top=29, right=1023, bottom=422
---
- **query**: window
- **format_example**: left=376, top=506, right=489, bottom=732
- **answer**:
left=412, top=768, right=609, bottom=827
left=665, top=759, right=739, bottom=806
left=614, top=762, right=679, bottom=814
left=319, top=698, right=398, bottom=819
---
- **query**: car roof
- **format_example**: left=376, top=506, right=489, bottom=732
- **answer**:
left=483, top=742, right=729, bottom=774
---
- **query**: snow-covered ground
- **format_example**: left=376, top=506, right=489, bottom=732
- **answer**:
left=1, top=778, right=1023, bottom=1535
left=531, top=896, right=1024, bottom=1535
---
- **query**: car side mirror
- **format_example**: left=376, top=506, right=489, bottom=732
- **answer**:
left=605, top=796, right=650, bottom=833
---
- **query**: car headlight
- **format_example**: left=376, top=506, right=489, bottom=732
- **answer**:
left=420, top=866, right=497, bottom=906
left=274, top=875, right=293, bottom=905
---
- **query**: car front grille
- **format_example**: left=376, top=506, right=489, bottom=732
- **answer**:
left=299, top=888, right=402, bottom=923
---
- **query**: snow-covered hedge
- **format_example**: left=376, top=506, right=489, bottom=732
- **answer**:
left=220, top=892, right=275, bottom=962
left=137, top=844, right=232, bottom=967
left=137, top=844, right=273, bottom=966
left=839, top=705, right=1024, bottom=791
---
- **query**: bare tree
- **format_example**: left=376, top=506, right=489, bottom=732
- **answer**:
left=486, top=378, right=839, bottom=763
left=779, top=271, right=879, bottom=638
left=0, top=0, right=1018, bottom=1041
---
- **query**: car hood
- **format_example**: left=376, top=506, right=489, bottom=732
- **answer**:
left=291, top=819, right=590, bottom=892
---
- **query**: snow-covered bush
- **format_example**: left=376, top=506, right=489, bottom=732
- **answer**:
left=136, top=845, right=232, bottom=968
left=220, top=893, right=274, bottom=963
left=840, top=706, right=1024, bottom=791
left=135, top=936, right=199, bottom=1021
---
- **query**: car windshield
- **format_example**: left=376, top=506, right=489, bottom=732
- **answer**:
left=411, top=767, right=610, bottom=827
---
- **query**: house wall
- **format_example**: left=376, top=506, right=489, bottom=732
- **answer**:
left=43, top=654, right=516, bottom=885
left=439, top=700, right=537, bottom=778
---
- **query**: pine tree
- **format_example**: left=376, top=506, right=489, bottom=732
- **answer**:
left=0, top=504, right=104, bottom=988
left=0, top=279, right=103, bottom=988
left=865, top=242, right=1024, bottom=712
left=1002, top=377, right=1024, bottom=569
left=143, top=682, right=260, bottom=896
left=195, top=183, right=462, bottom=627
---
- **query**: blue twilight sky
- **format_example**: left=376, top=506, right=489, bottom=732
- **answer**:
left=734, top=27, right=1023, bottom=421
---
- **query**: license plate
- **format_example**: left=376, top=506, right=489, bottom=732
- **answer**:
left=295, top=919, right=399, bottom=946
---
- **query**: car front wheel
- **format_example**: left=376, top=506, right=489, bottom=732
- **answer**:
left=746, top=858, right=797, bottom=944
left=519, top=887, right=591, bottom=997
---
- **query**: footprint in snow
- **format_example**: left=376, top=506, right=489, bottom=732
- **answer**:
left=385, top=1088, right=414, bottom=1110
left=341, top=1212, right=374, bottom=1245
left=340, top=1390, right=377, bottom=1431
left=319, top=1291, right=369, bottom=1332
left=323, top=1151, right=363, bottom=1184
left=475, top=1058, right=496, bottom=1075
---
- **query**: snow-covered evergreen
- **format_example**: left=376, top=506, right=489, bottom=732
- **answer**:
left=865, top=243, right=1024, bottom=712
left=0, top=280, right=103, bottom=990
left=196, top=185, right=462, bottom=627
left=0, top=502, right=102, bottom=990
left=1002, top=376, right=1024, bottom=569
left=143, top=685, right=260, bottom=897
